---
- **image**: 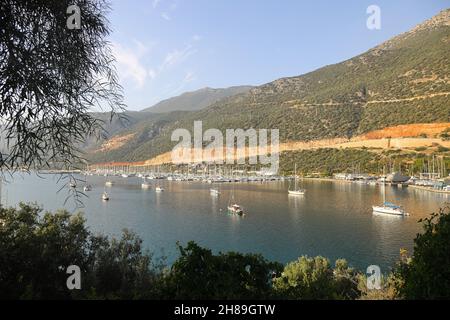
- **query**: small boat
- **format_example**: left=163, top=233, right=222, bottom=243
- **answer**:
left=102, top=192, right=109, bottom=201
left=288, top=164, right=306, bottom=195
left=372, top=202, right=408, bottom=216
left=69, top=182, right=76, bottom=188
left=210, top=188, right=220, bottom=195
left=372, top=179, right=408, bottom=216
left=227, top=204, right=244, bottom=215
left=141, top=180, right=151, bottom=189
left=83, top=185, right=92, bottom=192
left=121, top=174, right=128, bottom=178
left=288, top=189, right=306, bottom=195
left=155, top=186, right=164, bottom=192
left=105, top=180, right=114, bottom=186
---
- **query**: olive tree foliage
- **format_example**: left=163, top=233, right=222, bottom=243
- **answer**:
left=272, top=256, right=361, bottom=299
left=394, top=206, right=450, bottom=299
left=0, top=203, right=164, bottom=299
left=0, top=0, right=124, bottom=171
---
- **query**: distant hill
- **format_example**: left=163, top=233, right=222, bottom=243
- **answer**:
left=88, top=9, right=450, bottom=164
left=141, top=86, right=254, bottom=113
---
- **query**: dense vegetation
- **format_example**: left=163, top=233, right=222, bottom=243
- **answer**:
left=87, top=10, right=450, bottom=164
left=279, top=148, right=450, bottom=176
left=1, top=203, right=449, bottom=300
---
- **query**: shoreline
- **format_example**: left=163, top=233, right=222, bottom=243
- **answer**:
left=408, top=185, right=450, bottom=194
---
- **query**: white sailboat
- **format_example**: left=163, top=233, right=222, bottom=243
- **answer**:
left=227, top=203, right=244, bottom=215
left=288, top=164, right=306, bottom=195
left=210, top=188, right=220, bottom=196
left=141, top=178, right=151, bottom=189
left=83, top=173, right=92, bottom=191
left=372, top=182, right=408, bottom=216
left=227, top=183, right=244, bottom=215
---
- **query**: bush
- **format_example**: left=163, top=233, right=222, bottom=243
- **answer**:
left=395, top=207, right=450, bottom=299
left=162, top=241, right=283, bottom=299
left=273, top=256, right=360, bottom=299
left=0, top=203, right=163, bottom=299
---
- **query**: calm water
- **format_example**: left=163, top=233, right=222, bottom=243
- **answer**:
left=3, top=173, right=449, bottom=271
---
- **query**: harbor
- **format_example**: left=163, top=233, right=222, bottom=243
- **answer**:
left=2, top=171, right=448, bottom=271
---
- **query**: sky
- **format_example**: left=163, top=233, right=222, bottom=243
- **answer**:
left=107, top=0, right=450, bottom=110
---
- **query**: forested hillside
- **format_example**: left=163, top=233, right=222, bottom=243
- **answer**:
left=88, top=9, right=450, bottom=164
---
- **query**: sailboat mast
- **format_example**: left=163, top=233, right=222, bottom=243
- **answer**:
left=294, top=164, right=298, bottom=190
left=382, top=166, right=386, bottom=204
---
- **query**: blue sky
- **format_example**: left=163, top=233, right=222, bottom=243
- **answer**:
left=108, top=0, right=449, bottom=110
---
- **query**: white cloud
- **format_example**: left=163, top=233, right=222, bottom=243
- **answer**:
left=160, top=45, right=197, bottom=71
left=192, top=34, right=202, bottom=41
left=161, top=12, right=171, bottom=20
left=148, top=69, right=157, bottom=80
left=112, top=41, right=149, bottom=88
left=183, top=71, right=196, bottom=83
left=152, top=0, right=161, bottom=9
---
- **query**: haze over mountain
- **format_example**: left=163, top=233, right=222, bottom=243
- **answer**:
left=88, top=9, right=450, bottom=165
left=141, top=86, right=254, bottom=113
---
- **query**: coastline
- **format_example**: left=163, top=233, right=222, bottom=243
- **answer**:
left=408, top=185, right=450, bottom=194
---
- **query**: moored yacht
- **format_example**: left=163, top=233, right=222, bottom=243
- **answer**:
left=102, top=192, right=109, bottom=201
left=141, top=180, right=151, bottom=189
left=227, top=204, right=244, bottom=215
left=288, top=164, right=306, bottom=195
left=372, top=202, right=408, bottom=216
left=372, top=179, right=408, bottom=216
left=210, top=188, right=220, bottom=195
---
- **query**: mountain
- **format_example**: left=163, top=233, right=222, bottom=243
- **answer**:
left=88, top=9, right=450, bottom=165
left=141, top=86, right=254, bottom=113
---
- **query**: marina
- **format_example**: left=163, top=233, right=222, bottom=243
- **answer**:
left=2, top=171, right=449, bottom=271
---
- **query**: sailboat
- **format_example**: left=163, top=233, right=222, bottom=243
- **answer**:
left=288, top=164, right=306, bottom=195
left=141, top=178, right=151, bottom=189
left=210, top=187, right=220, bottom=196
left=372, top=180, right=408, bottom=216
left=227, top=178, right=244, bottom=215
left=105, top=178, right=114, bottom=187
left=83, top=172, right=92, bottom=191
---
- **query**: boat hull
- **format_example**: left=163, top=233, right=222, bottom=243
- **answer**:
left=288, top=190, right=305, bottom=195
left=227, top=206, right=243, bottom=215
left=372, top=206, right=407, bottom=216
